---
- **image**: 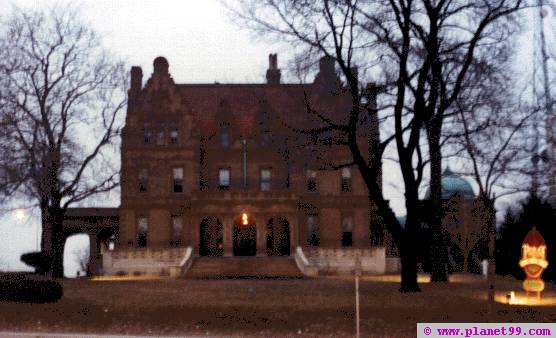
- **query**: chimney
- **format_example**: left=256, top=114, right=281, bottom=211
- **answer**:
left=130, top=66, right=143, bottom=93
left=319, top=56, right=335, bottom=75
left=266, top=53, right=281, bottom=85
left=128, top=66, right=143, bottom=110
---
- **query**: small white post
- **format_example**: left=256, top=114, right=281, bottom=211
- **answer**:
left=355, top=255, right=362, bottom=338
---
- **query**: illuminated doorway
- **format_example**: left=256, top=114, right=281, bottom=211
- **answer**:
left=233, top=212, right=256, bottom=256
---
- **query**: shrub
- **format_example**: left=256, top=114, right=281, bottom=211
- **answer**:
left=0, top=275, right=63, bottom=303
left=20, top=252, right=50, bottom=274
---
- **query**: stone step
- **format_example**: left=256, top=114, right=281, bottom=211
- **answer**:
left=186, top=256, right=304, bottom=278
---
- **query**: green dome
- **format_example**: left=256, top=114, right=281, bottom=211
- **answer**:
left=425, top=167, right=475, bottom=199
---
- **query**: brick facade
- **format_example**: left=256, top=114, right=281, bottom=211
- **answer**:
left=118, top=55, right=384, bottom=258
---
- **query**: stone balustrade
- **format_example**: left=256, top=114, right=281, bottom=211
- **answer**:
left=303, top=246, right=390, bottom=275
left=102, top=247, right=191, bottom=277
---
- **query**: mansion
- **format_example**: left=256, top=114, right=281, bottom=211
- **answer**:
left=62, top=54, right=395, bottom=277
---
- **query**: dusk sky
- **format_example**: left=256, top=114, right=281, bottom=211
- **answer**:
left=0, top=0, right=544, bottom=274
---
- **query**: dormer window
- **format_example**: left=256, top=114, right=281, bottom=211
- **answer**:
left=143, top=124, right=150, bottom=144
left=220, top=123, right=230, bottom=147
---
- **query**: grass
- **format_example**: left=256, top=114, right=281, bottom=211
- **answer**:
left=0, top=274, right=555, bottom=337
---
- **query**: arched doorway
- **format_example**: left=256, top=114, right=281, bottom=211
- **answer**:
left=199, top=217, right=223, bottom=256
left=266, top=217, right=290, bottom=256
left=63, top=233, right=90, bottom=278
left=233, top=213, right=256, bottom=256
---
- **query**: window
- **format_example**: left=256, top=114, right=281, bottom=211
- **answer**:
left=171, top=216, right=183, bottom=247
left=169, top=128, right=179, bottom=144
left=172, top=168, right=183, bottom=193
left=137, top=217, right=148, bottom=247
left=220, top=123, right=230, bottom=147
left=218, top=168, right=230, bottom=190
left=341, top=216, right=353, bottom=247
left=143, top=124, right=150, bottom=144
left=307, top=170, right=317, bottom=192
left=341, top=167, right=352, bottom=192
left=156, top=125, right=165, bottom=145
left=260, top=168, right=271, bottom=191
left=138, top=169, right=148, bottom=192
left=261, top=130, right=271, bottom=146
left=307, top=215, right=320, bottom=246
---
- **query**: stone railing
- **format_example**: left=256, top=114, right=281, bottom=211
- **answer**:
left=294, top=247, right=318, bottom=277
left=102, top=246, right=191, bottom=277
left=304, top=246, right=387, bottom=275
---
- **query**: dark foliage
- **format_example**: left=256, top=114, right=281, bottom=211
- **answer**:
left=496, top=195, right=556, bottom=281
left=20, top=252, right=50, bottom=274
left=0, top=274, right=63, bottom=303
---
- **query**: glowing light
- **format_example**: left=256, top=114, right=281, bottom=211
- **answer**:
left=495, top=291, right=556, bottom=306
left=242, top=212, right=248, bottom=225
left=15, top=209, right=25, bottom=221
left=519, top=227, right=548, bottom=297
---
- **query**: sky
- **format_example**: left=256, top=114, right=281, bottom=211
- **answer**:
left=0, top=0, right=546, bottom=274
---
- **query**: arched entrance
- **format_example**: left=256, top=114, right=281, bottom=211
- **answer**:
left=199, top=217, right=223, bottom=256
left=63, top=233, right=90, bottom=278
left=233, top=213, right=256, bottom=256
left=266, top=217, right=290, bottom=256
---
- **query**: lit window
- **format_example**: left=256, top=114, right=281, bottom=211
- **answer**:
left=220, top=124, right=230, bottom=147
left=143, top=124, right=150, bottom=144
left=137, top=217, right=148, bottom=247
left=307, top=170, right=317, bottom=192
left=219, top=168, right=230, bottom=190
left=173, top=168, right=183, bottom=193
left=169, top=128, right=179, bottom=144
left=307, top=215, right=320, bottom=246
left=342, top=216, right=353, bottom=247
left=260, top=168, right=271, bottom=191
left=171, top=216, right=183, bottom=247
left=138, top=169, right=148, bottom=192
left=341, top=167, right=352, bottom=192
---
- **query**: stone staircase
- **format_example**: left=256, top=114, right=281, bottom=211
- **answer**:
left=186, top=256, right=304, bottom=278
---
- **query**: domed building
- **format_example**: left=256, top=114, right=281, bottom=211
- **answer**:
left=425, top=167, right=475, bottom=200
left=421, top=168, right=486, bottom=273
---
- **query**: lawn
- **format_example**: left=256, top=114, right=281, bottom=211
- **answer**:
left=0, top=274, right=555, bottom=337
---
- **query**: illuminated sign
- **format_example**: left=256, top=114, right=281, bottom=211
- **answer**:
left=519, top=227, right=548, bottom=297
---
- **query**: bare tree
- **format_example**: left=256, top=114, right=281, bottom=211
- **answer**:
left=229, top=0, right=528, bottom=290
left=0, top=6, right=126, bottom=278
left=445, top=61, right=536, bottom=300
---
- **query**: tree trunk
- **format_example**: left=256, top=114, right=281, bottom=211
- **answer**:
left=40, top=205, right=65, bottom=278
left=399, top=236, right=420, bottom=292
left=428, top=130, right=449, bottom=282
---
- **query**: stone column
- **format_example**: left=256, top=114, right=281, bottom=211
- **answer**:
left=223, top=216, right=233, bottom=257
left=191, top=215, right=200, bottom=255
left=87, top=232, right=100, bottom=276
left=256, top=214, right=266, bottom=256
left=289, top=213, right=297, bottom=256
